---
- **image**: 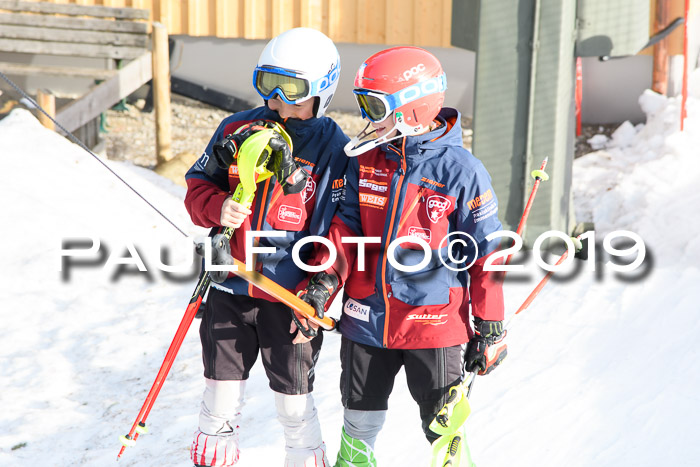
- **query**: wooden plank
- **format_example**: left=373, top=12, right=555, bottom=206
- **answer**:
left=386, top=0, right=414, bottom=45
left=130, top=0, right=154, bottom=10
left=56, top=51, right=152, bottom=133
left=0, top=38, right=147, bottom=59
left=334, top=0, right=357, bottom=43
left=413, top=0, right=442, bottom=47
left=652, top=0, right=669, bottom=94
left=0, top=12, right=149, bottom=34
left=0, top=24, right=149, bottom=48
left=0, top=0, right=150, bottom=20
left=326, top=0, right=341, bottom=41
left=321, top=0, right=329, bottom=36
left=243, top=0, right=268, bottom=39
left=299, top=0, right=322, bottom=31
left=441, top=0, right=452, bottom=48
left=0, top=62, right=117, bottom=79
left=271, top=0, right=294, bottom=37
left=164, top=0, right=182, bottom=35
left=356, top=0, right=384, bottom=44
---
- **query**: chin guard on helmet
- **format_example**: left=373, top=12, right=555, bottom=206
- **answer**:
left=344, top=111, right=429, bottom=157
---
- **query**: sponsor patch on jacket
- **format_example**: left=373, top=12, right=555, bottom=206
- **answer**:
left=294, top=156, right=315, bottom=167
left=426, top=195, right=451, bottom=223
left=344, top=298, right=370, bottom=322
left=359, top=165, right=388, bottom=177
left=473, top=202, right=498, bottom=223
left=407, top=226, right=432, bottom=243
left=277, top=205, right=302, bottom=224
left=420, top=177, right=446, bottom=188
left=301, top=177, right=316, bottom=204
left=331, top=177, right=344, bottom=202
left=406, top=313, right=448, bottom=326
left=467, top=189, right=493, bottom=210
left=359, top=193, right=387, bottom=208
left=359, top=178, right=388, bottom=193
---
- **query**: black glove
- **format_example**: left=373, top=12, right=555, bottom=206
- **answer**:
left=268, top=136, right=310, bottom=195
left=464, top=318, right=507, bottom=375
left=208, top=121, right=267, bottom=173
left=298, top=272, right=338, bottom=320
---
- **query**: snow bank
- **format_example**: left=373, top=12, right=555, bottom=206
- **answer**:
left=2, top=64, right=700, bottom=467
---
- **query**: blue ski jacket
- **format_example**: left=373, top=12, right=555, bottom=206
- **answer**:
left=184, top=106, right=349, bottom=299
left=316, top=108, right=504, bottom=349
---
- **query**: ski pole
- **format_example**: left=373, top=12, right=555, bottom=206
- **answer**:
left=429, top=157, right=550, bottom=439
left=505, top=235, right=583, bottom=327
left=117, top=269, right=211, bottom=458
left=117, top=177, right=256, bottom=459
left=506, top=157, right=549, bottom=265
left=116, top=126, right=277, bottom=460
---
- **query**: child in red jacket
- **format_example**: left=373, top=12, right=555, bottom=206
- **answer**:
left=297, top=47, right=507, bottom=465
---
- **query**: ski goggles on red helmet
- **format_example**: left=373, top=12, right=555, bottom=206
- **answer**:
left=253, top=64, right=339, bottom=105
left=353, top=73, right=447, bottom=122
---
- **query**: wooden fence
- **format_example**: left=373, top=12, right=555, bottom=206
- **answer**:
left=10, top=0, right=688, bottom=54
left=9, top=0, right=454, bottom=48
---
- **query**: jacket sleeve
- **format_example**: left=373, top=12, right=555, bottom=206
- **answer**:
left=314, top=158, right=364, bottom=287
left=184, top=119, right=232, bottom=228
left=457, top=161, right=505, bottom=322
left=467, top=252, right=504, bottom=321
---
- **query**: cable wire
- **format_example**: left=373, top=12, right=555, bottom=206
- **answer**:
left=0, top=71, right=188, bottom=237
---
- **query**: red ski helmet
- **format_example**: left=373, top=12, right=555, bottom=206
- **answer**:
left=345, top=46, right=447, bottom=156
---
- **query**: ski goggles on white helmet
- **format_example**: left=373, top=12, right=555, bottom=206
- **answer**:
left=353, top=73, right=447, bottom=122
left=253, top=64, right=340, bottom=105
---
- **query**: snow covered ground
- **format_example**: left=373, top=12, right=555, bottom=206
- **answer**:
left=1, top=68, right=700, bottom=466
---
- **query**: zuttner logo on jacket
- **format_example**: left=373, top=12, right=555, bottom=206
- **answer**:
left=426, top=195, right=451, bottom=223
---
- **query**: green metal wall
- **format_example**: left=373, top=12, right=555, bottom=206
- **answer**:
left=452, top=0, right=649, bottom=244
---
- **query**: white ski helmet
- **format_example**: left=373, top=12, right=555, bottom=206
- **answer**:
left=253, top=27, right=341, bottom=118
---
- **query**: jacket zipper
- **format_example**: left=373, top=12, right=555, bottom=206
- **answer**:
left=380, top=138, right=408, bottom=347
left=396, top=186, right=426, bottom=234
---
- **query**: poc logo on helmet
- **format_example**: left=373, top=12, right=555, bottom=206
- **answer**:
left=397, top=74, right=446, bottom=107
left=403, top=63, right=425, bottom=80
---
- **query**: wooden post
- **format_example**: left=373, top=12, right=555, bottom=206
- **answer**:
left=36, top=89, right=55, bottom=130
left=152, top=21, right=172, bottom=164
left=681, top=0, right=689, bottom=131
left=652, top=0, right=669, bottom=95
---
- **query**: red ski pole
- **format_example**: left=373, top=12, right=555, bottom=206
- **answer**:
left=506, top=157, right=549, bottom=266
left=431, top=157, right=550, bottom=435
left=117, top=271, right=210, bottom=458
left=506, top=235, right=583, bottom=327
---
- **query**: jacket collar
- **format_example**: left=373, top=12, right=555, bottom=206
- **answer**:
left=260, top=105, right=325, bottom=140
left=382, top=107, right=463, bottom=161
